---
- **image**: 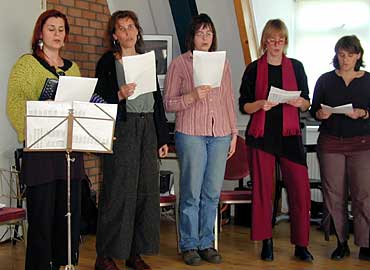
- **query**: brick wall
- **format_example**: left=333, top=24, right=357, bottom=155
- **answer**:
left=47, top=0, right=110, bottom=77
left=46, top=0, right=111, bottom=194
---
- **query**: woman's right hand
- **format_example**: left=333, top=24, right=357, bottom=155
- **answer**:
left=193, top=85, right=211, bottom=100
left=243, top=100, right=278, bottom=114
left=316, top=108, right=332, bottom=120
left=118, top=83, right=136, bottom=101
left=259, top=100, right=278, bottom=111
left=184, top=85, right=211, bottom=105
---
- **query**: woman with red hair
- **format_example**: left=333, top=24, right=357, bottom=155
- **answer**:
left=7, top=10, right=83, bottom=270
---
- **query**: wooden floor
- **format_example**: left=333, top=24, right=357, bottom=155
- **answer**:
left=1, top=217, right=369, bottom=270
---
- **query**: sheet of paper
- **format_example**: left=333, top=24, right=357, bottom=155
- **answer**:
left=54, top=76, right=97, bottom=102
left=72, top=102, right=117, bottom=152
left=193, top=50, right=226, bottom=88
left=26, top=101, right=70, bottom=150
left=267, top=86, right=301, bottom=103
left=26, top=101, right=117, bottom=152
left=321, top=103, right=353, bottom=114
left=122, top=51, right=156, bottom=100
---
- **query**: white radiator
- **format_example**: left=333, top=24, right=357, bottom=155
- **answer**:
left=307, top=152, right=323, bottom=202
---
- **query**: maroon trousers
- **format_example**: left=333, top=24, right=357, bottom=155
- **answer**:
left=249, top=148, right=311, bottom=246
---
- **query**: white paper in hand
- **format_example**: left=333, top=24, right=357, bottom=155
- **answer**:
left=267, top=86, right=301, bottom=103
left=193, top=50, right=226, bottom=88
left=54, top=76, right=97, bottom=102
left=321, top=103, right=353, bottom=114
left=122, top=51, right=157, bottom=100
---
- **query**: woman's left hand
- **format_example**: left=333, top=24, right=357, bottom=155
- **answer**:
left=158, top=144, right=169, bottom=158
left=286, top=97, right=309, bottom=111
left=346, top=108, right=367, bottom=119
left=227, top=135, right=237, bottom=160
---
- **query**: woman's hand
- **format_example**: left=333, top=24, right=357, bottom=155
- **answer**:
left=192, top=85, right=211, bottom=100
left=184, top=85, right=211, bottom=105
left=316, top=109, right=332, bottom=120
left=227, top=135, right=237, bottom=160
left=260, top=100, right=278, bottom=111
left=158, top=144, right=169, bottom=158
left=118, top=83, right=136, bottom=101
left=243, top=100, right=278, bottom=114
left=287, top=97, right=309, bottom=111
left=346, top=108, right=368, bottom=119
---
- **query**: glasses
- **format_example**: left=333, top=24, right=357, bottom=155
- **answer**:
left=195, top=31, right=213, bottom=39
left=266, top=38, right=285, bottom=45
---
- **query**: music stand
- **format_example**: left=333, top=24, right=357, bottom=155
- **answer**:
left=24, top=101, right=117, bottom=270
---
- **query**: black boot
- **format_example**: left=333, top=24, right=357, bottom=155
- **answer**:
left=261, top=238, right=274, bottom=261
left=331, top=241, right=350, bottom=260
left=359, top=247, right=370, bottom=261
left=294, top=246, right=314, bottom=262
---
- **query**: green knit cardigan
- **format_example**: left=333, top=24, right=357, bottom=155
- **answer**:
left=7, top=54, right=80, bottom=142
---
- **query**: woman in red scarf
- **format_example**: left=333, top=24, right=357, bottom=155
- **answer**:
left=239, top=19, right=312, bottom=262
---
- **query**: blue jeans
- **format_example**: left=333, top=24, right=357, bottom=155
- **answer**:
left=175, top=132, right=231, bottom=251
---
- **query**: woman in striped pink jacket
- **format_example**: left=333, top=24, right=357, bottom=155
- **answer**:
left=164, top=13, right=237, bottom=266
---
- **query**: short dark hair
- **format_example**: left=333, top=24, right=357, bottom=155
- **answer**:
left=185, top=13, right=217, bottom=52
left=333, top=35, right=364, bottom=71
left=106, top=10, right=144, bottom=56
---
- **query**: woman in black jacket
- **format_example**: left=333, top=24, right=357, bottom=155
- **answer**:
left=93, top=10, right=170, bottom=270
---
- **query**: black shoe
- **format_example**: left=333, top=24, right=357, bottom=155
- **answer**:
left=261, top=238, right=274, bottom=261
left=198, top=248, right=222, bottom=264
left=359, top=247, right=370, bottom=261
left=331, top=242, right=350, bottom=260
left=182, top=249, right=202, bottom=266
left=294, top=246, right=314, bottom=262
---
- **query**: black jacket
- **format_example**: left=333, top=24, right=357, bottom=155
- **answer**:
left=94, top=51, right=170, bottom=148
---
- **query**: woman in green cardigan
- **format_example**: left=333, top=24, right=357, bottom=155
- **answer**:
left=7, top=10, right=84, bottom=270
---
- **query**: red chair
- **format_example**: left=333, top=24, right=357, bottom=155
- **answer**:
left=0, top=168, right=27, bottom=247
left=214, top=135, right=252, bottom=250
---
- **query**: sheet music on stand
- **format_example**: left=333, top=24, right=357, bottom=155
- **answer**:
left=24, top=100, right=117, bottom=270
left=25, top=101, right=117, bottom=153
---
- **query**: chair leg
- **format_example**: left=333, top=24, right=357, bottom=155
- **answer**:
left=22, top=220, right=27, bottom=249
left=214, top=205, right=219, bottom=250
left=175, top=203, right=181, bottom=254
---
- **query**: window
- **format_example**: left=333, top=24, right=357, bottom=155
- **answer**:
left=294, top=0, right=370, bottom=97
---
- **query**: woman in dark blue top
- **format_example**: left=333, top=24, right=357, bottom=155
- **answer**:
left=310, top=35, right=370, bottom=261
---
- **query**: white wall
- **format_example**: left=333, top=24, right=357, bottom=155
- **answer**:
left=251, top=0, right=295, bottom=55
left=0, top=1, right=44, bottom=170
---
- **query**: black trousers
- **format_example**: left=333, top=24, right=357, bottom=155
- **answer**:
left=96, top=113, right=160, bottom=259
left=25, top=180, right=81, bottom=270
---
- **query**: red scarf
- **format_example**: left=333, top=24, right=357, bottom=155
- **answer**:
left=248, top=53, right=301, bottom=138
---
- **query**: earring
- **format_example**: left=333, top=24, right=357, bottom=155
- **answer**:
left=38, top=39, right=43, bottom=50
left=113, top=39, right=119, bottom=47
